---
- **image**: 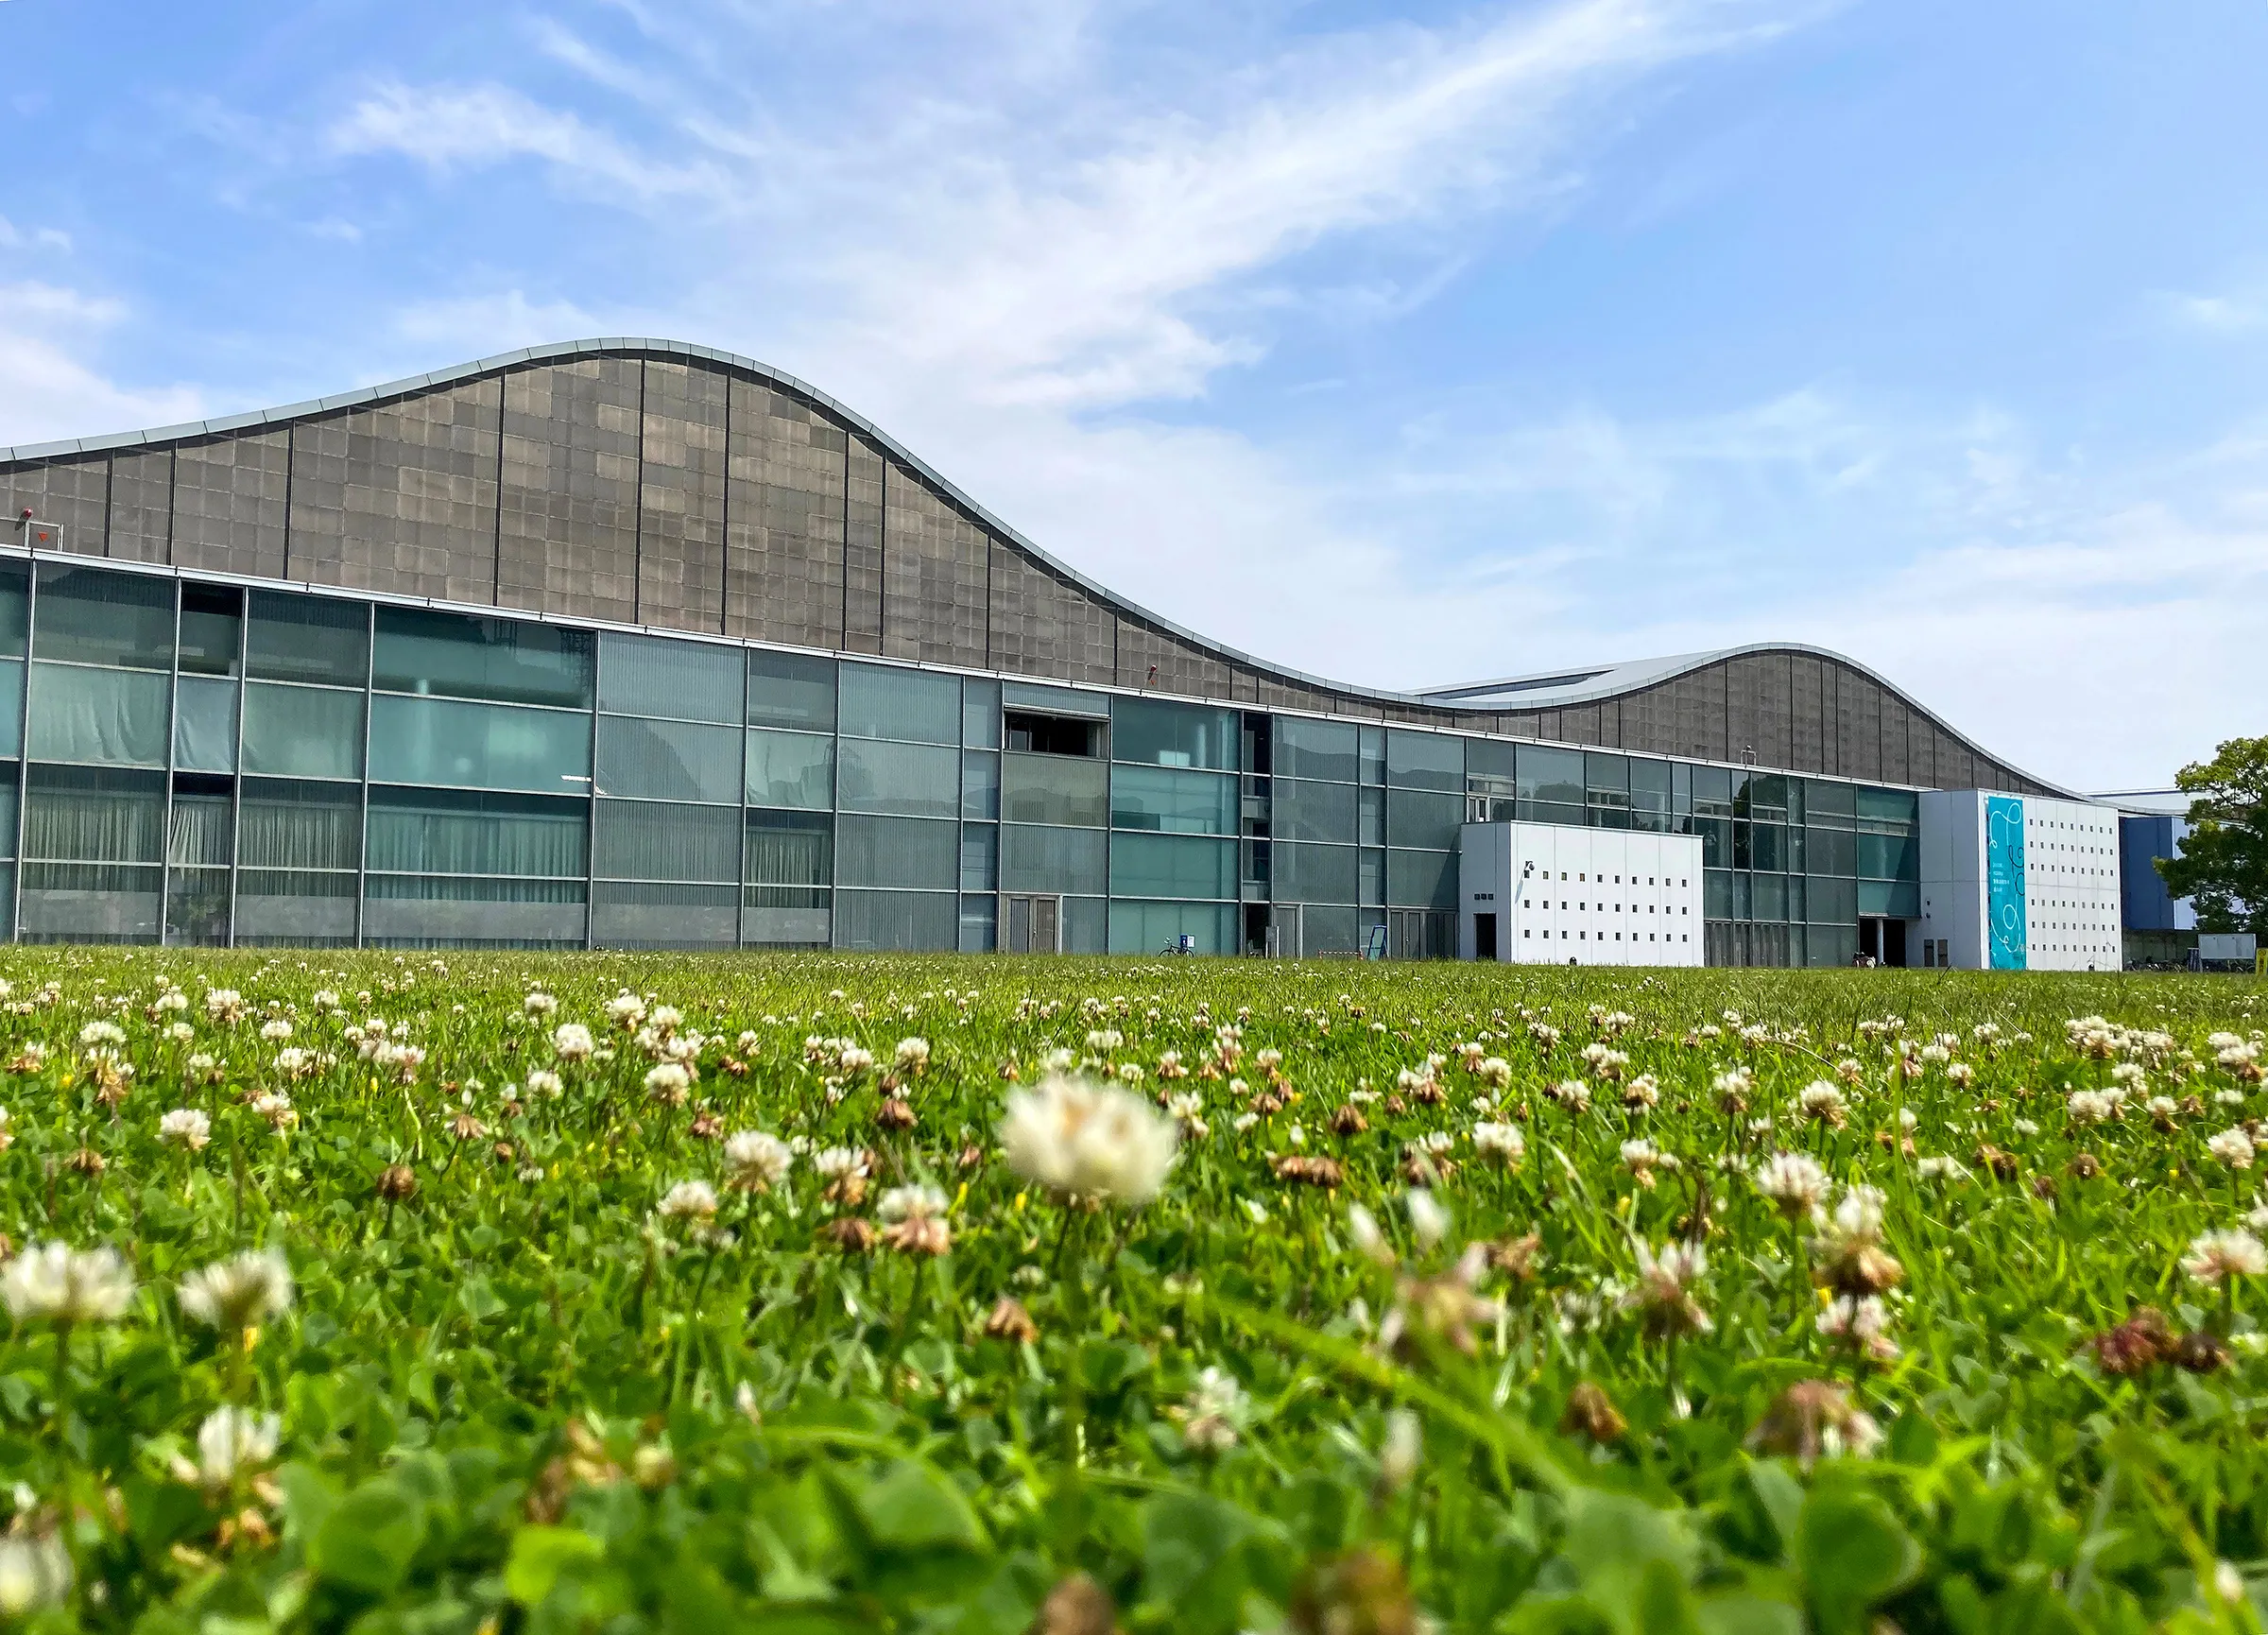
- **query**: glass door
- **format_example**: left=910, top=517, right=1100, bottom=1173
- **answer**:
left=1003, top=893, right=1060, bottom=953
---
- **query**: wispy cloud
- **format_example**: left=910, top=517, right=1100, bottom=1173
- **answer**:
left=0, top=283, right=202, bottom=449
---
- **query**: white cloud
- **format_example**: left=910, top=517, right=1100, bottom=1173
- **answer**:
left=0, top=282, right=202, bottom=449
left=328, top=81, right=726, bottom=199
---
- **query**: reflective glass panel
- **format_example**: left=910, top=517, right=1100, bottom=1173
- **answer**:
left=1001, top=753, right=1108, bottom=828
left=1275, top=778, right=1357, bottom=843
left=173, top=676, right=238, bottom=773
left=961, top=750, right=1001, bottom=820
left=1111, top=697, right=1238, bottom=770
left=366, top=788, right=588, bottom=877
left=745, top=729, right=835, bottom=811
left=836, top=814, right=959, bottom=889
left=1387, top=731, right=1463, bottom=791
left=594, top=800, right=741, bottom=882
left=961, top=678, right=1001, bottom=749
left=960, top=823, right=998, bottom=890
left=595, top=715, right=742, bottom=803
left=1272, top=840, right=1357, bottom=903
left=835, top=889, right=956, bottom=953
left=1109, top=832, right=1235, bottom=900
left=1000, top=823, right=1108, bottom=894
left=1386, top=849, right=1456, bottom=909
left=239, top=779, right=362, bottom=870
left=747, top=650, right=836, bottom=732
left=1274, top=716, right=1358, bottom=783
left=745, top=810, right=833, bottom=886
left=598, top=632, right=742, bottom=723
left=1108, top=900, right=1237, bottom=955
left=1386, top=787, right=1464, bottom=852
left=838, top=663, right=958, bottom=744
left=27, top=663, right=169, bottom=766
left=1804, top=779, right=1857, bottom=827
left=369, top=695, right=592, bottom=795
left=33, top=565, right=173, bottom=669
left=0, top=564, right=26, bottom=658
left=372, top=607, right=595, bottom=708
left=246, top=592, right=369, bottom=687
left=241, top=684, right=363, bottom=781
left=22, top=765, right=166, bottom=862
left=837, top=737, right=960, bottom=818
left=1109, top=765, right=1235, bottom=835
left=1519, top=745, right=1586, bottom=809
left=0, top=659, right=20, bottom=759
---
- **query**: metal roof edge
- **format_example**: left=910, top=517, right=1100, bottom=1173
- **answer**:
left=0, top=339, right=2075, bottom=795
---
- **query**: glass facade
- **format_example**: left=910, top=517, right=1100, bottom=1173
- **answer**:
left=0, top=559, right=1941, bottom=958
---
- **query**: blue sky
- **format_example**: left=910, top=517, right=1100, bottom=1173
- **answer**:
left=3, top=0, right=2264, bottom=791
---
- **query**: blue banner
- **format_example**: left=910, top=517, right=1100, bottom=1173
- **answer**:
left=1985, top=796, right=2027, bottom=970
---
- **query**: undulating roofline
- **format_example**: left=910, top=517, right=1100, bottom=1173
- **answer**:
left=0, top=337, right=2076, bottom=798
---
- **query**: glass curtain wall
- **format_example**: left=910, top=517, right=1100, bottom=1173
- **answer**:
left=0, top=559, right=1939, bottom=963
left=1108, top=696, right=1239, bottom=954
left=747, top=649, right=836, bottom=949
left=593, top=631, right=743, bottom=948
left=834, top=662, right=961, bottom=950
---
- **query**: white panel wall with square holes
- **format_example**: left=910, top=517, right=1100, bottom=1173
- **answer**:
left=1460, top=821, right=1705, bottom=966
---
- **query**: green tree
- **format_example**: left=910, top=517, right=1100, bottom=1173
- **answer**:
left=2157, top=733, right=2268, bottom=936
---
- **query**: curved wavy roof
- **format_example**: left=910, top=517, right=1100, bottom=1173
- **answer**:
left=0, top=337, right=2070, bottom=798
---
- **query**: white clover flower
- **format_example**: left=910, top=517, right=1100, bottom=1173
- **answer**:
left=194, top=1406, right=282, bottom=1489
left=1623, top=1241, right=1711, bottom=1336
left=0, top=1532, right=72, bottom=1617
left=657, top=1179, right=720, bottom=1221
left=878, top=1184, right=949, bottom=1223
left=524, top=992, right=558, bottom=1018
left=165, top=1022, right=195, bottom=1043
left=644, top=1062, right=693, bottom=1100
left=893, top=1037, right=931, bottom=1071
left=526, top=1069, right=563, bottom=1098
left=156, top=990, right=191, bottom=1015
left=2067, top=1089, right=2121, bottom=1125
left=722, top=1130, right=794, bottom=1191
left=77, top=1020, right=127, bottom=1049
left=814, top=1145, right=868, bottom=1181
left=1404, top=1189, right=1450, bottom=1250
left=2012, top=1117, right=2040, bottom=1137
left=2, top=1243, right=135, bottom=1327
left=837, top=1045, right=875, bottom=1076
left=1796, top=1082, right=1847, bottom=1123
left=1819, top=1295, right=1900, bottom=1362
left=2208, top=1127, right=2257, bottom=1171
left=1347, top=1203, right=1395, bottom=1266
left=178, top=1248, right=293, bottom=1331
left=552, top=1023, right=595, bottom=1061
left=2184, top=1230, right=2268, bottom=1282
left=998, top=1073, right=1179, bottom=1207
left=1177, top=1366, right=1248, bottom=1453
left=1751, top=1151, right=1829, bottom=1218
left=605, top=993, right=647, bottom=1028
left=158, top=1109, right=212, bottom=1150
left=1916, top=1155, right=1969, bottom=1184
left=258, top=1019, right=292, bottom=1042
left=1471, top=1122, right=1525, bottom=1164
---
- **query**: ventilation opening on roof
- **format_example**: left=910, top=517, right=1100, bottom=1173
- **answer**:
left=1422, top=669, right=1612, bottom=702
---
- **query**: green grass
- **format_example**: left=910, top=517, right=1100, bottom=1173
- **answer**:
left=0, top=950, right=2263, bottom=1633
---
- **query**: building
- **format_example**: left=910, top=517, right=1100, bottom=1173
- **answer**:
left=0, top=337, right=2109, bottom=961
left=2099, top=790, right=2200, bottom=968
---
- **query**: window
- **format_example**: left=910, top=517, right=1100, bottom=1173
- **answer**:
left=1112, top=697, right=1238, bottom=770
left=247, top=592, right=369, bottom=687
left=596, top=716, right=742, bottom=803
left=598, top=632, right=742, bottom=723
left=836, top=738, right=961, bottom=818
left=1002, top=753, right=1108, bottom=827
left=1386, top=730, right=1463, bottom=792
left=366, top=788, right=588, bottom=877
left=369, top=696, right=591, bottom=795
left=1275, top=778, right=1358, bottom=843
left=837, top=663, right=958, bottom=744
left=33, top=565, right=174, bottom=670
left=178, top=585, right=242, bottom=678
left=595, top=800, right=741, bottom=882
left=1274, top=716, right=1358, bottom=783
left=28, top=664, right=170, bottom=766
left=239, top=683, right=364, bottom=781
left=747, top=650, right=836, bottom=733
left=1109, top=833, right=1236, bottom=900
left=1001, top=824, right=1108, bottom=894
left=1110, top=765, right=1236, bottom=835
left=373, top=607, right=593, bottom=709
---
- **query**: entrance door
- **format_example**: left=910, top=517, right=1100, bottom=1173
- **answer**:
left=1474, top=912, right=1498, bottom=961
left=1004, top=895, right=1060, bottom=954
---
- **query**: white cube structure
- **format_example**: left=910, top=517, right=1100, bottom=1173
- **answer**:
left=1917, top=791, right=2122, bottom=971
left=1460, top=821, right=1706, bottom=966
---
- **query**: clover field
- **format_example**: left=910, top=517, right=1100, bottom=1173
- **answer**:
left=0, top=951, right=2264, bottom=1635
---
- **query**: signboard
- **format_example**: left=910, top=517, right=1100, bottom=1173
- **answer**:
left=1365, top=924, right=1387, bottom=961
left=1984, top=795, right=2027, bottom=971
left=2199, top=933, right=2259, bottom=963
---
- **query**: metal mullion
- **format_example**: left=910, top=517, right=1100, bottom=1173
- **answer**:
left=585, top=645, right=600, bottom=951
left=159, top=584, right=180, bottom=947
left=353, top=603, right=373, bottom=949
left=11, top=564, right=39, bottom=941
left=226, top=596, right=247, bottom=947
